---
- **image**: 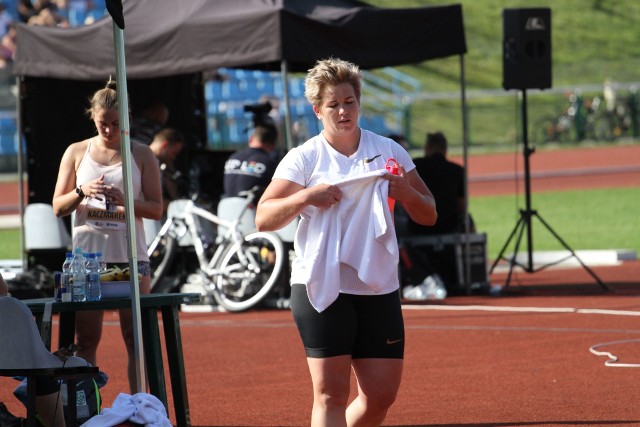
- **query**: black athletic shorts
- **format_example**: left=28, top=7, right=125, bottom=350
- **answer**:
left=290, top=284, right=404, bottom=359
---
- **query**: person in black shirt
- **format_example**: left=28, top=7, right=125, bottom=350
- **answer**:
left=401, top=131, right=473, bottom=300
left=223, top=122, right=278, bottom=201
left=410, top=131, right=469, bottom=235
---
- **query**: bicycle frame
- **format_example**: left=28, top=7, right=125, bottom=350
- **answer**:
left=147, top=190, right=286, bottom=311
left=148, top=198, right=254, bottom=278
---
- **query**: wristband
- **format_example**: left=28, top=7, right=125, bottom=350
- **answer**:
left=75, top=185, right=86, bottom=198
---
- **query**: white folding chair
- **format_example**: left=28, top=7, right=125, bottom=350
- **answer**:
left=143, top=218, right=163, bottom=248
left=275, top=216, right=298, bottom=243
left=23, top=203, right=71, bottom=250
left=216, top=197, right=256, bottom=236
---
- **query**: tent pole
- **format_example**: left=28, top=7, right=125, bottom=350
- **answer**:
left=280, top=60, right=294, bottom=151
left=16, top=76, right=26, bottom=272
left=112, top=20, right=147, bottom=394
left=459, top=54, right=472, bottom=293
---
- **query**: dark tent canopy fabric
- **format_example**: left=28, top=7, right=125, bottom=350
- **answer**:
left=15, top=0, right=466, bottom=78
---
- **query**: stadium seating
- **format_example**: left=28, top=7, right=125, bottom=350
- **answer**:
left=203, top=68, right=393, bottom=146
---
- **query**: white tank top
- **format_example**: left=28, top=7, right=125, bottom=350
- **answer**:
left=73, top=139, right=149, bottom=263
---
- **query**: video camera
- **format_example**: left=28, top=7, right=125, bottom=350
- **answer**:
left=243, top=101, right=274, bottom=127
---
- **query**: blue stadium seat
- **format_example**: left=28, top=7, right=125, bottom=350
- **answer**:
left=2, top=0, right=18, bottom=21
left=0, top=117, right=15, bottom=130
left=289, top=78, right=305, bottom=98
left=273, top=79, right=284, bottom=97
left=258, top=77, right=275, bottom=96
left=359, top=115, right=390, bottom=135
left=0, top=130, right=17, bottom=155
left=228, top=119, right=251, bottom=144
left=206, top=101, right=219, bottom=115
left=68, top=6, right=86, bottom=26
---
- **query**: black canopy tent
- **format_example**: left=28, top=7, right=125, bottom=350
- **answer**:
left=14, top=0, right=469, bottom=280
left=15, top=0, right=465, bottom=77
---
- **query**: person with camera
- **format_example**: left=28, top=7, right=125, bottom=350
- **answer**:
left=223, top=117, right=279, bottom=202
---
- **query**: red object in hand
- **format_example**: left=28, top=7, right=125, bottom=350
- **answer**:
left=385, top=158, right=400, bottom=214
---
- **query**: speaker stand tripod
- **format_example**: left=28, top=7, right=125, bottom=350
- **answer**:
left=488, top=89, right=609, bottom=291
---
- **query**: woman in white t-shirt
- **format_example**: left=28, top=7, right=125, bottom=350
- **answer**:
left=255, top=58, right=437, bottom=427
left=52, top=79, right=162, bottom=393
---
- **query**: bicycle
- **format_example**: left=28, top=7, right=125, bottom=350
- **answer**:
left=537, top=92, right=600, bottom=143
left=146, top=187, right=285, bottom=312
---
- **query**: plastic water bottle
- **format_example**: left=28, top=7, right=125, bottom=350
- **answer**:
left=385, top=158, right=400, bottom=214
left=95, top=251, right=107, bottom=272
left=85, top=253, right=101, bottom=301
left=58, top=252, right=73, bottom=301
left=71, top=248, right=86, bottom=302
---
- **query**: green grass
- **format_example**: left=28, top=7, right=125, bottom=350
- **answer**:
left=0, top=228, right=21, bottom=259
left=367, top=0, right=640, bottom=89
left=362, top=0, right=640, bottom=148
left=471, top=187, right=640, bottom=260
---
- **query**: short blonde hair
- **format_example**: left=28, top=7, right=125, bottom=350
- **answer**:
left=304, top=58, right=361, bottom=108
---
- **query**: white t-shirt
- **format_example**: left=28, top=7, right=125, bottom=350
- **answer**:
left=273, top=129, right=415, bottom=298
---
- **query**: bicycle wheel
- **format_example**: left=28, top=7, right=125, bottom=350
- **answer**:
left=149, top=234, right=179, bottom=293
left=593, top=113, right=614, bottom=142
left=212, top=231, right=285, bottom=312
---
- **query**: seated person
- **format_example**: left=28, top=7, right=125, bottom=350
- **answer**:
left=411, top=131, right=472, bottom=235
left=401, top=131, right=474, bottom=299
left=0, top=273, right=67, bottom=427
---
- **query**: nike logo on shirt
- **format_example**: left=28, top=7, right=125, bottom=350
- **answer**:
left=364, top=154, right=381, bottom=164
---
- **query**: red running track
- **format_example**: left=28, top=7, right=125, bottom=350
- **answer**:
left=1, top=144, right=639, bottom=212
left=1, top=144, right=639, bottom=425
left=1, top=271, right=639, bottom=426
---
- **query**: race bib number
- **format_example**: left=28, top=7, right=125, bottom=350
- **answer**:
left=85, top=197, right=126, bottom=231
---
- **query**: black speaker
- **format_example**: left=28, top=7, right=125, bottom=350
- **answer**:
left=502, top=8, right=552, bottom=90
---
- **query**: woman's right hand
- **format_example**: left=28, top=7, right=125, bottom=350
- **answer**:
left=306, top=184, right=342, bottom=209
left=256, top=180, right=341, bottom=231
left=80, top=174, right=106, bottom=200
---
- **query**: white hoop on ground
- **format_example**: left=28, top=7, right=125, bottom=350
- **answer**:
left=589, top=338, right=640, bottom=368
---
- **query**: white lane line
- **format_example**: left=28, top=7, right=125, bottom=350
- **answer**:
left=577, top=308, right=640, bottom=316
left=402, top=304, right=640, bottom=316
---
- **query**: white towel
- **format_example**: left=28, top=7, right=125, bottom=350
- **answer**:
left=80, top=392, right=172, bottom=427
left=304, top=170, right=398, bottom=312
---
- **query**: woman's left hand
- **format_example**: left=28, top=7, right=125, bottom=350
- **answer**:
left=383, top=165, right=414, bottom=201
left=103, top=183, right=124, bottom=206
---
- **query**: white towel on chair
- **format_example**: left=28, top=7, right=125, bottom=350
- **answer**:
left=304, top=170, right=398, bottom=312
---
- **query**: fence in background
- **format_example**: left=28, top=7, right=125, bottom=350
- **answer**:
left=367, top=82, right=640, bottom=153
